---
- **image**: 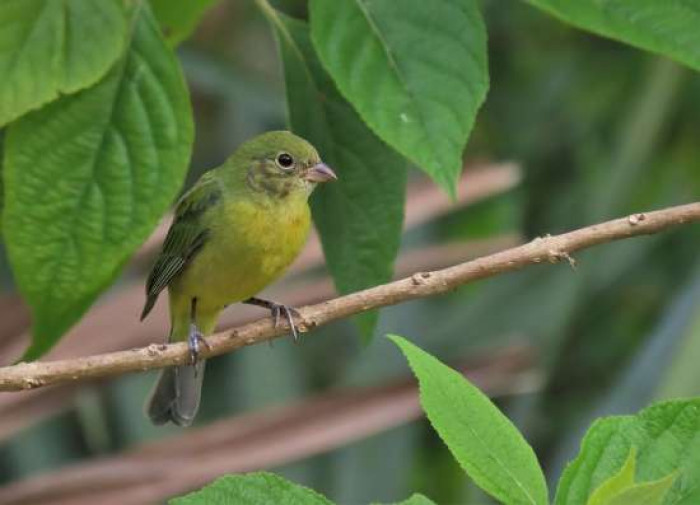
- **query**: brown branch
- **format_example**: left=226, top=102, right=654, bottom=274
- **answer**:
left=0, top=161, right=520, bottom=364
left=0, top=202, right=698, bottom=391
left=0, top=236, right=519, bottom=441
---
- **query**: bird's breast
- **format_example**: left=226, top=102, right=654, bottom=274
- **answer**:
left=174, top=196, right=311, bottom=309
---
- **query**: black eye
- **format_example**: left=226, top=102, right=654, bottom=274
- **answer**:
left=276, top=152, right=294, bottom=170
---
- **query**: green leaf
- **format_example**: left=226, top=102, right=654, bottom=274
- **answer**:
left=3, top=4, right=193, bottom=360
left=149, top=0, right=219, bottom=46
left=605, top=473, right=677, bottom=505
left=169, top=473, right=334, bottom=505
left=0, top=0, right=127, bottom=126
left=555, top=399, right=700, bottom=505
left=309, top=0, right=488, bottom=195
left=262, top=3, right=407, bottom=338
left=372, top=494, right=437, bottom=505
left=388, top=335, right=548, bottom=505
left=586, top=448, right=636, bottom=505
left=527, top=0, right=700, bottom=72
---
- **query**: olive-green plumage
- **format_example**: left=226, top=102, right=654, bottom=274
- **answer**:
left=141, top=131, right=336, bottom=426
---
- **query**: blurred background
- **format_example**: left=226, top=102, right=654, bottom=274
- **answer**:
left=1, top=1, right=700, bottom=503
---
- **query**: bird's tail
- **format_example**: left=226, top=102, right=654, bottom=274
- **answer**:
left=146, top=360, right=205, bottom=427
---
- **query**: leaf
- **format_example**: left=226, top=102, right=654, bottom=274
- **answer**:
left=149, top=0, right=219, bottom=46
left=372, top=494, right=437, bottom=505
left=604, top=473, right=677, bottom=505
left=3, top=4, right=193, bottom=360
left=0, top=0, right=127, bottom=126
left=586, top=447, right=636, bottom=505
left=555, top=399, right=700, bottom=505
left=309, top=0, right=488, bottom=195
left=169, top=473, right=334, bottom=505
left=527, top=0, right=700, bottom=73
left=262, top=3, right=407, bottom=337
left=388, top=335, right=548, bottom=505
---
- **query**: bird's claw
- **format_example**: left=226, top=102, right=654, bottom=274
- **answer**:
left=269, top=304, right=302, bottom=343
left=188, top=324, right=210, bottom=366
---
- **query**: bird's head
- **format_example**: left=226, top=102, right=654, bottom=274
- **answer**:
left=233, top=131, right=337, bottom=199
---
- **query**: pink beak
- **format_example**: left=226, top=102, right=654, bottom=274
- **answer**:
left=305, top=163, right=337, bottom=183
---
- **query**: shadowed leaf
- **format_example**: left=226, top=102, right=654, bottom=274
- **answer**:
left=263, top=4, right=406, bottom=338
left=528, top=0, right=700, bottom=72
left=309, top=0, right=488, bottom=194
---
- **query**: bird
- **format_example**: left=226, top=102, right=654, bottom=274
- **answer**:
left=140, top=131, right=337, bottom=426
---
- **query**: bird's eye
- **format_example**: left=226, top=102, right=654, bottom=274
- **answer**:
left=275, top=152, right=295, bottom=171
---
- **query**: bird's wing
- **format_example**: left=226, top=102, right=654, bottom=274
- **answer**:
left=140, top=173, right=222, bottom=320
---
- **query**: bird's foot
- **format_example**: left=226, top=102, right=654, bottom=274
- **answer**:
left=270, top=303, right=302, bottom=343
left=244, top=297, right=302, bottom=342
left=187, top=324, right=210, bottom=366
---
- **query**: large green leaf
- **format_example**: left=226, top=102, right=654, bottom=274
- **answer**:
left=309, top=0, right=488, bottom=195
left=262, top=3, right=407, bottom=337
left=556, top=399, right=700, bottom=505
left=389, top=335, right=548, bottom=505
left=169, top=473, right=334, bottom=505
left=3, top=5, right=193, bottom=360
left=0, top=0, right=127, bottom=126
left=149, top=0, right=219, bottom=46
left=527, top=0, right=700, bottom=72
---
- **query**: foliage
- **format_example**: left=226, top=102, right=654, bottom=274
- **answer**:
left=309, top=0, right=488, bottom=195
left=171, top=472, right=435, bottom=505
left=3, top=3, right=193, bottom=359
left=2, top=0, right=700, bottom=503
left=556, top=399, right=700, bottom=505
left=170, top=337, right=696, bottom=504
left=169, top=473, right=335, bottom=505
left=0, top=0, right=694, bottom=355
left=0, top=0, right=127, bottom=126
left=149, top=0, right=220, bottom=46
left=261, top=4, right=407, bottom=336
left=527, top=0, right=700, bottom=72
left=389, top=334, right=548, bottom=505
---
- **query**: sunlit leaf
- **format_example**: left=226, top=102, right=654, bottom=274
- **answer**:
left=3, top=4, right=193, bottom=359
left=604, top=474, right=676, bottom=505
left=389, top=335, right=548, bottom=505
left=0, top=0, right=127, bottom=126
left=556, top=399, right=700, bottom=505
left=586, top=447, right=636, bottom=505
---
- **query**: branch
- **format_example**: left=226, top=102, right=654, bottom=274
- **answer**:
left=1, top=202, right=698, bottom=391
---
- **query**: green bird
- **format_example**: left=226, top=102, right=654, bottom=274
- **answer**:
left=140, top=131, right=336, bottom=426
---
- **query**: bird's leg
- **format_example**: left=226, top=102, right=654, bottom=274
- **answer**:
left=244, top=297, right=301, bottom=342
left=188, top=298, right=210, bottom=366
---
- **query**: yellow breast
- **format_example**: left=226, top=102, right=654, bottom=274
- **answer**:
left=171, top=195, right=311, bottom=312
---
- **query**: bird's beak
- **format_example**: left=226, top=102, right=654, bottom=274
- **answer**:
left=305, top=163, right=337, bottom=183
